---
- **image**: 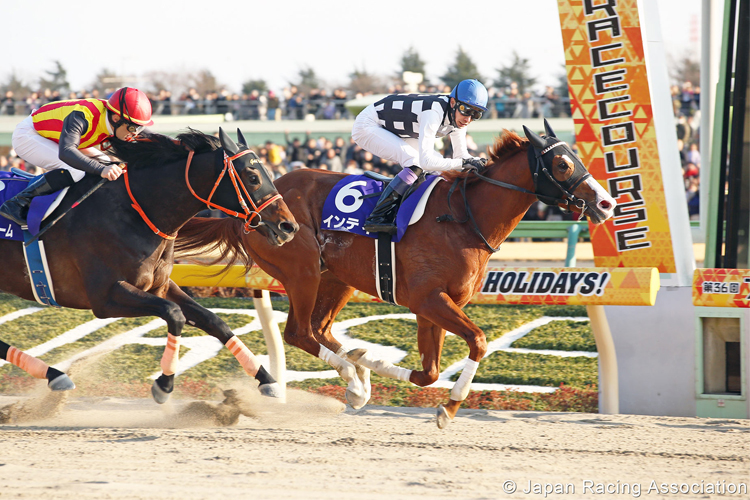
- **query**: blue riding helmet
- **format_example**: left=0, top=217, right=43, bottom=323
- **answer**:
left=449, top=79, right=489, bottom=112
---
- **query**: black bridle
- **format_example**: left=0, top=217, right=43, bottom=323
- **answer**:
left=436, top=136, right=593, bottom=253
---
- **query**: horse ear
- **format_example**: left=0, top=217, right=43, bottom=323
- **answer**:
left=523, top=125, right=547, bottom=149
left=218, top=127, right=238, bottom=154
left=236, top=128, right=248, bottom=149
left=543, top=119, right=557, bottom=138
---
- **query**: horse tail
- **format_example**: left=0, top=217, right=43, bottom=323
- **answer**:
left=175, top=217, right=253, bottom=272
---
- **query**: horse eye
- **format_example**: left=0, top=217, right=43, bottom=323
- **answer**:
left=553, top=155, right=574, bottom=181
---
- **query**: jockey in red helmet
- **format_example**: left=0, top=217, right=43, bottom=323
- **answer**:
left=0, top=87, right=153, bottom=228
left=351, top=79, right=489, bottom=234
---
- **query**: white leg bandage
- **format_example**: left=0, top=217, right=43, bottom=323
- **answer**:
left=356, top=349, right=412, bottom=382
left=450, top=359, right=479, bottom=402
left=319, top=345, right=347, bottom=370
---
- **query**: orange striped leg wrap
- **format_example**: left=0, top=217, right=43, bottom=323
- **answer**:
left=6, top=346, right=49, bottom=379
left=225, top=336, right=260, bottom=377
left=160, top=334, right=181, bottom=376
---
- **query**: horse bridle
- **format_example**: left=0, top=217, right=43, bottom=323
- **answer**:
left=124, top=146, right=282, bottom=239
left=185, top=148, right=282, bottom=234
left=526, top=141, right=592, bottom=212
left=437, top=141, right=592, bottom=253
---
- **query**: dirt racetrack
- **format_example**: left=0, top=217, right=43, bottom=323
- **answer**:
left=0, top=386, right=748, bottom=500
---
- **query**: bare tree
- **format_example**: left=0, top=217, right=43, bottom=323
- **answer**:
left=1, top=71, right=32, bottom=97
left=143, top=70, right=187, bottom=94
left=668, top=52, right=700, bottom=87
left=89, top=68, right=120, bottom=93
left=190, top=69, right=221, bottom=95
left=349, top=67, right=386, bottom=95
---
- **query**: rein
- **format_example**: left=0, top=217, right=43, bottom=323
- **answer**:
left=438, top=174, right=502, bottom=252
left=124, top=147, right=282, bottom=240
left=124, top=166, right=175, bottom=239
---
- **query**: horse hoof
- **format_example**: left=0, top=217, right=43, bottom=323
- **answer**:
left=436, top=404, right=452, bottom=429
left=151, top=374, right=174, bottom=405
left=48, top=374, right=75, bottom=391
left=259, top=382, right=282, bottom=398
left=347, top=348, right=366, bottom=362
left=346, top=387, right=368, bottom=410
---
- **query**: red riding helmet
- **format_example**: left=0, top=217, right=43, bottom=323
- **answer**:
left=104, top=87, right=154, bottom=126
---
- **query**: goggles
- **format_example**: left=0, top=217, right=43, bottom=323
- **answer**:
left=124, top=122, right=145, bottom=135
left=456, top=101, right=483, bottom=120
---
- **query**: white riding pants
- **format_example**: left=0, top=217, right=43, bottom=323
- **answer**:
left=12, top=115, right=108, bottom=182
left=351, top=106, right=420, bottom=169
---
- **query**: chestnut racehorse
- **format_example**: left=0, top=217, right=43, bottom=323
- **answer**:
left=0, top=128, right=298, bottom=402
left=176, top=121, right=616, bottom=427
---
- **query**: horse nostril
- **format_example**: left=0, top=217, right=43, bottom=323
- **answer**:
left=280, top=221, right=298, bottom=234
left=599, top=200, right=612, bottom=210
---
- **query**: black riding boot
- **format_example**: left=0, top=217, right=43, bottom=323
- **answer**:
left=0, top=169, right=74, bottom=227
left=362, top=184, right=402, bottom=234
left=363, top=166, right=422, bottom=234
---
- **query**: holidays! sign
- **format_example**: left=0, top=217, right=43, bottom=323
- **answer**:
left=171, top=265, right=660, bottom=306
left=473, top=266, right=659, bottom=306
left=557, top=0, right=677, bottom=272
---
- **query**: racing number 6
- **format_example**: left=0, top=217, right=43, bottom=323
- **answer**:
left=335, top=180, right=367, bottom=214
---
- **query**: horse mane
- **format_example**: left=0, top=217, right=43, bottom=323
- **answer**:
left=441, top=129, right=529, bottom=183
left=107, top=129, right=221, bottom=170
left=175, top=217, right=253, bottom=271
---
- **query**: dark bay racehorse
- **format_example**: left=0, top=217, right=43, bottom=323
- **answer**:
left=176, top=121, right=616, bottom=427
left=0, top=128, right=298, bottom=401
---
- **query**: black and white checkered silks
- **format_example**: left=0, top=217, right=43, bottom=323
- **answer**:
left=351, top=94, right=471, bottom=172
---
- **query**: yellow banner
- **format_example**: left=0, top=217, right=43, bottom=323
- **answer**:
left=693, top=269, right=750, bottom=307
left=557, top=0, right=676, bottom=272
left=172, top=265, right=659, bottom=306
left=472, top=266, right=659, bottom=306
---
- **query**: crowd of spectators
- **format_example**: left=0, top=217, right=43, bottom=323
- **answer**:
left=0, top=81, right=572, bottom=122
left=671, top=81, right=701, bottom=220
left=256, top=129, right=486, bottom=181
left=0, top=80, right=701, bottom=224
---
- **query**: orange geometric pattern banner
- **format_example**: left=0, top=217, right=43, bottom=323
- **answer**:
left=171, top=265, right=660, bottom=307
left=693, top=269, right=750, bottom=308
left=557, top=0, right=676, bottom=272
left=472, top=266, right=659, bottom=306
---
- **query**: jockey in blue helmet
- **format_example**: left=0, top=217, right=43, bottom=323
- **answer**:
left=448, top=79, right=489, bottom=128
left=351, top=78, right=489, bottom=234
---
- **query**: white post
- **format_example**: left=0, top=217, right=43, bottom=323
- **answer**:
left=587, top=305, right=619, bottom=414
left=638, top=0, right=697, bottom=286
left=253, top=289, right=286, bottom=401
left=699, top=0, right=725, bottom=241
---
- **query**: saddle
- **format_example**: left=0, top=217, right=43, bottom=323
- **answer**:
left=0, top=170, right=69, bottom=240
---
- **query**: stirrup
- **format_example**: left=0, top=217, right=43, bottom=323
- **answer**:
left=363, top=216, right=397, bottom=234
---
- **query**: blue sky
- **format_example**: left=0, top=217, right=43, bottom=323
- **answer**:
left=1, top=0, right=700, bottom=93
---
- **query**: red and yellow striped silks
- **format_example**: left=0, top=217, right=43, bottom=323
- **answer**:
left=32, top=99, right=111, bottom=149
